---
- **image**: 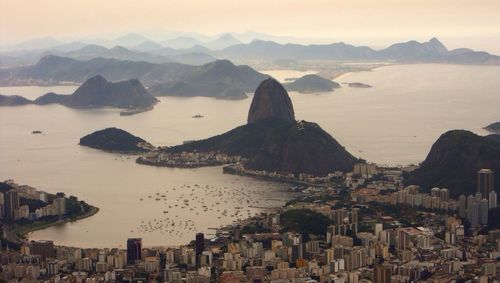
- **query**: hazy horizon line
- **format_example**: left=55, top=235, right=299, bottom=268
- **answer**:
left=2, top=30, right=500, bottom=55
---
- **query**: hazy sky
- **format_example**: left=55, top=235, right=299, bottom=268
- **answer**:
left=1, top=0, right=499, bottom=52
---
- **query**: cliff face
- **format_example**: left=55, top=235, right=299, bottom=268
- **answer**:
left=247, top=78, right=295, bottom=124
left=406, top=130, right=500, bottom=197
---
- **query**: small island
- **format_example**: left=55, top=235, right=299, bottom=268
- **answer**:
left=284, top=74, right=340, bottom=93
left=0, top=180, right=98, bottom=245
left=79, top=127, right=155, bottom=153
left=484, top=121, right=500, bottom=133
left=348, top=82, right=373, bottom=88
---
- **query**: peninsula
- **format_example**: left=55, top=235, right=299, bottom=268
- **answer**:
left=0, top=180, right=98, bottom=245
left=137, top=78, right=360, bottom=177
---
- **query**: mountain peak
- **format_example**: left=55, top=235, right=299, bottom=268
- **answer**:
left=218, top=33, right=237, bottom=40
left=426, top=37, right=447, bottom=52
left=247, top=78, right=295, bottom=124
left=85, top=74, right=107, bottom=83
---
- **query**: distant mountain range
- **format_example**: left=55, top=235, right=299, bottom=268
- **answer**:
left=1, top=37, right=498, bottom=68
left=149, top=60, right=267, bottom=99
left=0, top=56, right=268, bottom=100
left=217, top=38, right=500, bottom=64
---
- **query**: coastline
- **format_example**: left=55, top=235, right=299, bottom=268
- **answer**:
left=5, top=205, right=100, bottom=244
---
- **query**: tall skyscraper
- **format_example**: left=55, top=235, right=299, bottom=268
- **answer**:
left=489, top=191, right=497, bottom=209
left=430, top=187, right=440, bottom=197
left=374, top=264, right=392, bottom=283
left=458, top=195, right=467, bottom=218
left=4, top=189, right=19, bottom=221
left=477, top=169, right=494, bottom=199
left=467, top=200, right=480, bottom=228
left=195, top=233, right=204, bottom=268
left=479, top=199, right=489, bottom=225
left=126, top=238, right=142, bottom=265
left=439, top=188, right=449, bottom=201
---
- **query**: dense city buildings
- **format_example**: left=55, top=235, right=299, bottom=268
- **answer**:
left=373, top=264, right=392, bottom=283
left=1, top=166, right=499, bottom=282
left=30, top=240, right=55, bottom=260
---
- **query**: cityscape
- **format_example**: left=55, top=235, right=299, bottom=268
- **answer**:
left=1, top=0, right=500, bottom=282
left=1, top=167, right=498, bottom=282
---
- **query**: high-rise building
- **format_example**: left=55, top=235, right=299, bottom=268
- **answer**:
left=467, top=200, right=480, bottom=228
left=31, top=240, right=54, bottom=259
left=458, top=195, right=467, bottom=218
left=439, top=188, right=449, bottom=201
left=477, top=169, right=494, bottom=199
left=4, top=189, right=19, bottom=220
left=53, top=198, right=66, bottom=216
left=195, top=233, right=204, bottom=268
left=489, top=191, right=497, bottom=209
left=374, top=223, right=383, bottom=239
left=479, top=199, right=489, bottom=225
left=397, top=229, right=411, bottom=251
left=126, top=238, right=142, bottom=265
left=374, top=264, right=392, bottom=283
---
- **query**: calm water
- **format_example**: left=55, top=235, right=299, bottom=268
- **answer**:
left=0, top=64, right=499, bottom=247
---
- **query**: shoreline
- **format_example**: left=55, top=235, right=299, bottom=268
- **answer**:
left=5, top=205, right=100, bottom=244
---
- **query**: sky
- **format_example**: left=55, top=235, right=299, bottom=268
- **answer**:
left=1, top=0, right=500, bottom=53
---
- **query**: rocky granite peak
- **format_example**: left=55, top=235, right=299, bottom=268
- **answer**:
left=247, top=78, right=295, bottom=124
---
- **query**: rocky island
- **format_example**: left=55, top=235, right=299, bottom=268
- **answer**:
left=484, top=122, right=500, bottom=133
left=348, top=82, right=372, bottom=88
left=0, top=75, right=158, bottom=114
left=80, top=127, right=155, bottom=153
left=138, top=78, right=360, bottom=177
left=284, top=74, right=340, bottom=93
